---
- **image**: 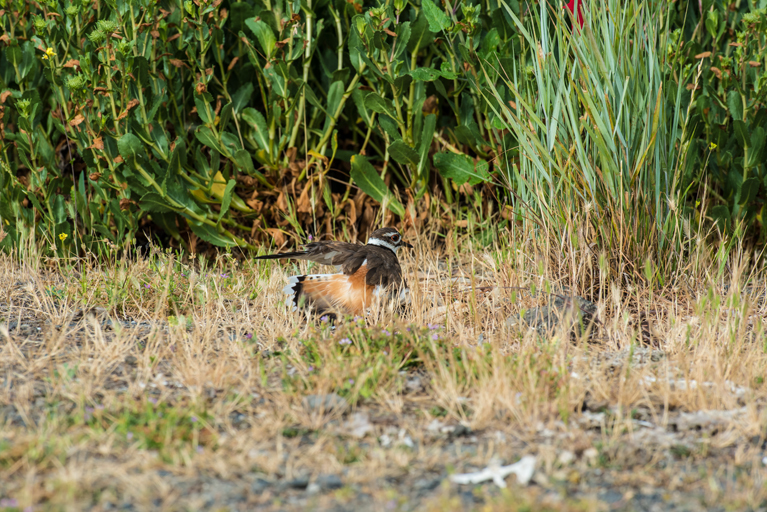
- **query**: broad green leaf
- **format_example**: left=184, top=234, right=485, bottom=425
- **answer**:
left=379, top=115, right=402, bottom=141
left=19, top=42, right=36, bottom=80
left=433, top=152, right=490, bottom=186
left=408, top=68, right=443, bottom=81
left=169, top=139, right=187, bottom=174
left=117, top=133, right=144, bottom=163
left=304, top=82, right=326, bottom=111
left=331, top=69, right=350, bottom=88
left=432, top=77, right=450, bottom=101
left=53, top=194, right=67, bottom=224
left=481, top=28, right=501, bottom=54
left=455, top=124, right=481, bottom=149
left=747, top=127, right=766, bottom=167
left=232, top=83, right=254, bottom=113
left=257, top=10, right=279, bottom=35
left=388, top=140, right=420, bottom=167
left=350, top=154, right=405, bottom=216
left=242, top=108, right=270, bottom=150
left=233, top=149, right=268, bottom=189
left=393, top=74, right=413, bottom=97
left=421, top=0, right=451, bottom=33
left=217, top=179, right=237, bottom=224
left=364, top=92, right=397, bottom=119
left=189, top=223, right=236, bottom=247
left=195, top=126, right=224, bottom=154
left=233, top=149, right=255, bottom=174
left=139, top=192, right=180, bottom=213
left=733, top=120, right=749, bottom=148
left=351, top=88, right=373, bottom=124
left=348, top=21, right=365, bottom=73
left=200, top=169, right=254, bottom=213
left=324, top=81, right=344, bottom=133
left=264, top=65, right=287, bottom=97
left=418, top=114, right=437, bottom=160
left=219, top=103, right=233, bottom=132
left=727, top=90, right=743, bottom=122
left=152, top=212, right=182, bottom=241
left=4, top=44, right=21, bottom=67
left=147, top=92, right=166, bottom=123
left=710, top=205, right=730, bottom=228
left=407, top=13, right=434, bottom=52
left=229, top=2, right=256, bottom=32
left=245, top=18, right=276, bottom=58
left=134, top=57, right=150, bottom=88
left=739, top=177, right=760, bottom=205
left=195, top=95, right=213, bottom=124
left=330, top=130, right=339, bottom=167
left=220, top=131, right=241, bottom=152
left=394, top=22, right=411, bottom=60
left=705, top=10, right=718, bottom=40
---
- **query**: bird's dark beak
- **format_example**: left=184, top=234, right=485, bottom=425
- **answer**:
left=402, top=240, right=413, bottom=249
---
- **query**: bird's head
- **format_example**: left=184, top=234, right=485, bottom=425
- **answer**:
left=367, top=227, right=412, bottom=253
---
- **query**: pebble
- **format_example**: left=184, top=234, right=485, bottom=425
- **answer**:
left=557, top=450, right=576, bottom=466
left=302, top=393, right=348, bottom=414
left=284, top=476, right=309, bottom=490
left=600, top=489, right=623, bottom=504
left=583, top=447, right=599, bottom=464
left=316, top=474, right=343, bottom=490
left=251, top=477, right=271, bottom=494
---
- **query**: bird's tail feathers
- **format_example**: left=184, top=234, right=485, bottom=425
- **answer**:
left=282, top=274, right=337, bottom=312
left=255, top=251, right=306, bottom=260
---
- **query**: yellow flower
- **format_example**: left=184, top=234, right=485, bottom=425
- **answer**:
left=709, top=142, right=717, bottom=150
left=59, top=233, right=68, bottom=242
left=42, top=47, right=54, bottom=60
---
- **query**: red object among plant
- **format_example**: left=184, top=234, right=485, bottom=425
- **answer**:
left=564, top=0, right=585, bottom=28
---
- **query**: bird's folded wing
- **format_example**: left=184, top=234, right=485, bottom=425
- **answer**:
left=303, top=241, right=363, bottom=266
left=255, top=241, right=362, bottom=265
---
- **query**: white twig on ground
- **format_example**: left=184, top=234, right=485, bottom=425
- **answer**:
left=449, top=455, right=537, bottom=488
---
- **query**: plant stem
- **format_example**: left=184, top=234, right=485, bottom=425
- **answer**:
left=288, top=0, right=314, bottom=150
left=303, top=66, right=367, bottom=174
left=103, top=44, right=122, bottom=135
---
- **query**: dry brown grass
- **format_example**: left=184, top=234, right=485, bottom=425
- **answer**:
left=1, top=227, right=766, bottom=511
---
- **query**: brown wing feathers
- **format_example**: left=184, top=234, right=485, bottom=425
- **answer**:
left=255, top=241, right=363, bottom=266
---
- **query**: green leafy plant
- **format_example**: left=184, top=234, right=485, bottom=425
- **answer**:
left=668, top=2, right=767, bottom=240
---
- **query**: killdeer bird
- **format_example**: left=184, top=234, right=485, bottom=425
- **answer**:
left=255, top=227, right=412, bottom=317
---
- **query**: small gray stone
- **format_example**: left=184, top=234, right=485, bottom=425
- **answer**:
left=508, top=295, right=599, bottom=340
left=405, top=375, right=423, bottom=393
left=302, top=393, right=348, bottom=413
left=451, top=424, right=471, bottom=437
left=251, top=477, right=271, bottom=494
left=15, top=323, right=33, bottom=336
left=600, top=489, right=623, bottom=504
left=414, top=477, right=441, bottom=492
left=285, top=476, right=310, bottom=490
left=316, top=474, right=343, bottom=490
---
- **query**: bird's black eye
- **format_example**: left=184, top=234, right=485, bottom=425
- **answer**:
left=391, top=234, right=400, bottom=242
